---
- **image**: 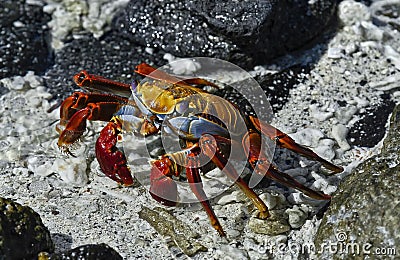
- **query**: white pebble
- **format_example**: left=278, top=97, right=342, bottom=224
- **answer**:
left=163, top=53, right=176, bottom=63
left=259, top=192, right=278, bottom=209
left=170, top=59, right=201, bottom=75
left=335, top=105, right=358, bottom=124
left=217, top=192, right=239, bottom=205
left=309, top=104, right=334, bottom=121
left=359, top=20, right=385, bottom=41
left=145, top=47, right=154, bottom=54
left=51, top=157, right=88, bottom=185
left=338, top=0, right=370, bottom=25
left=215, top=244, right=248, bottom=260
left=289, top=128, right=325, bottom=148
left=314, top=139, right=336, bottom=161
left=24, top=71, right=43, bottom=88
left=353, top=96, right=370, bottom=107
left=285, top=206, right=308, bottom=229
left=384, top=45, right=400, bottom=70
left=311, top=178, right=329, bottom=192
left=331, top=124, right=351, bottom=151
left=327, top=47, right=345, bottom=59
left=9, top=76, right=27, bottom=90
left=287, top=193, right=305, bottom=204
left=324, top=185, right=337, bottom=194
left=5, top=150, right=20, bottom=162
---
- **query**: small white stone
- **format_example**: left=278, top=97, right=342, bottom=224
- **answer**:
left=384, top=45, right=400, bottom=70
left=170, top=59, right=201, bottom=75
left=287, top=192, right=305, bottom=204
left=335, top=105, right=358, bottom=124
left=285, top=206, right=308, bottom=229
left=345, top=42, right=358, bottom=55
left=145, top=47, right=154, bottom=54
left=311, top=178, right=329, bottom=192
left=290, top=128, right=325, bottom=148
left=338, top=0, right=370, bottom=25
left=10, top=76, right=27, bottom=90
left=51, top=157, right=88, bottom=185
left=327, top=47, right=345, bottom=59
left=331, top=124, right=351, bottom=151
left=216, top=192, right=239, bottom=205
left=259, top=192, right=278, bottom=210
left=215, top=244, right=248, bottom=259
left=24, top=71, right=43, bottom=88
left=360, top=20, right=386, bottom=41
left=4, top=149, right=19, bottom=162
left=324, top=185, right=337, bottom=194
left=309, top=104, right=334, bottom=121
left=314, top=139, right=336, bottom=161
left=163, top=53, right=176, bottom=63
left=226, top=229, right=241, bottom=238
left=13, top=21, right=25, bottom=28
left=353, top=96, right=370, bottom=108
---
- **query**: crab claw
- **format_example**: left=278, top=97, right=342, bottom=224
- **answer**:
left=57, top=106, right=92, bottom=157
left=149, top=157, right=178, bottom=206
left=95, top=117, right=134, bottom=186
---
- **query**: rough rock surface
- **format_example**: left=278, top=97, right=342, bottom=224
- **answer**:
left=47, top=243, right=123, bottom=260
left=43, top=32, right=166, bottom=99
left=113, top=0, right=338, bottom=67
left=138, top=206, right=207, bottom=256
left=348, top=94, right=395, bottom=147
left=315, top=104, right=400, bottom=258
left=0, top=0, right=52, bottom=78
left=0, top=197, right=54, bottom=259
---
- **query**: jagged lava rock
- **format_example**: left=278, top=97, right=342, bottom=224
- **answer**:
left=47, top=243, right=123, bottom=260
left=44, top=32, right=166, bottom=99
left=0, top=0, right=52, bottom=78
left=113, top=0, right=338, bottom=67
left=0, top=197, right=54, bottom=259
left=315, top=104, right=400, bottom=259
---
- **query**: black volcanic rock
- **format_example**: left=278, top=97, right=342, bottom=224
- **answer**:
left=44, top=32, right=166, bottom=99
left=0, top=0, right=52, bottom=78
left=49, top=243, right=123, bottom=260
left=0, top=197, right=54, bottom=259
left=113, top=0, right=338, bottom=67
left=315, top=104, right=400, bottom=259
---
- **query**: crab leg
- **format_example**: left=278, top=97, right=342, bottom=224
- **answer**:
left=149, top=156, right=179, bottom=206
left=199, top=134, right=270, bottom=219
left=58, top=92, right=129, bottom=131
left=135, top=63, right=220, bottom=89
left=73, top=70, right=132, bottom=98
left=249, top=116, right=343, bottom=173
left=243, top=131, right=331, bottom=200
left=186, top=154, right=226, bottom=236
